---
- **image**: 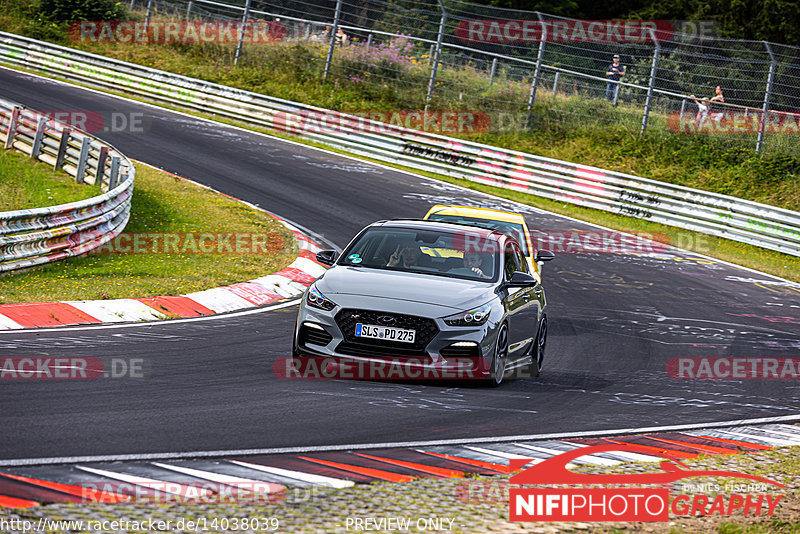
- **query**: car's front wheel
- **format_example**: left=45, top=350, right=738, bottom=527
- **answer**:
left=531, top=316, right=547, bottom=377
left=488, top=323, right=509, bottom=387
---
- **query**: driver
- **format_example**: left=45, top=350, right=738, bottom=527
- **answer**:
left=449, top=252, right=490, bottom=278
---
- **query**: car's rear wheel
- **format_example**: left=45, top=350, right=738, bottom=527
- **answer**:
left=531, top=316, right=547, bottom=377
left=489, top=323, right=509, bottom=387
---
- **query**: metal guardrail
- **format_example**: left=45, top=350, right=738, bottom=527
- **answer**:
left=0, top=96, right=135, bottom=273
left=1, top=31, right=797, bottom=258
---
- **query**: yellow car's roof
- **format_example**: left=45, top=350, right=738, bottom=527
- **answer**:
left=425, top=205, right=526, bottom=224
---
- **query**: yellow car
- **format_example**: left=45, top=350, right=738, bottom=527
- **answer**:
left=423, top=205, right=550, bottom=278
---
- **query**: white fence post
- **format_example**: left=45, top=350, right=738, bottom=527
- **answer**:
left=756, top=41, right=776, bottom=154
left=640, top=28, right=661, bottom=135
left=4, top=106, right=20, bottom=149
left=30, top=117, right=47, bottom=158
left=425, top=0, right=447, bottom=111
left=75, top=137, right=91, bottom=184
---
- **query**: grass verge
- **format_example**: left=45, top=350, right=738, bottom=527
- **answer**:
left=0, top=162, right=298, bottom=303
left=0, top=148, right=96, bottom=210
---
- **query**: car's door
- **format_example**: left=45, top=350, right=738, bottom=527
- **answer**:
left=502, top=241, right=538, bottom=357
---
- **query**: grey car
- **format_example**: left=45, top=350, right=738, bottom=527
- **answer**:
left=292, top=219, right=554, bottom=386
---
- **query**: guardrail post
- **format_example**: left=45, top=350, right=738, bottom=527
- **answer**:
left=488, top=58, right=498, bottom=86
left=526, top=12, right=546, bottom=111
left=756, top=41, right=776, bottom=154
left=75, top=137, right=91, bottom=184
left=640, top=28, right=661, bottom=135
left=108, top=156, right=121, bottom=190
left=4, top=106, right=20, bottom=149
left=30, top=117, right=48, bottom=158
left=322, top=0, right=343, bottom=82
left=552, top=71, right=559, bottom=97
left=425, top=0, right=447, bottom=111
left=54, top=127, right=71, bottom=170
left=95, top=146, right=109, bottom=185
left=234, top=0, right=252, bottom=66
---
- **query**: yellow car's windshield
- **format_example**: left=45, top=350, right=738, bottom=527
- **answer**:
left=425, top=213, right=529, bottom=256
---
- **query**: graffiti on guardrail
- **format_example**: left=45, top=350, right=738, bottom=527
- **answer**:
left=401, top=143, right=476, bottom=166
left=39, top=52, right=195, bottom=101
left=618, top=205, right=654, bottom=218
left=745, top=219, right=800, bottom=240
left=618, top=190, right=662, bottom=206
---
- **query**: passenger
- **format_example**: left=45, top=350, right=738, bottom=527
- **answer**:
left=387, top=240, right=422, bottom=268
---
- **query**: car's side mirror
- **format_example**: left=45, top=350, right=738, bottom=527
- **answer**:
left=316, top=250, right=338, bottom=266
left=504, top=271, right=538, bottom=288
left=535, top=250, right=555, bottom=262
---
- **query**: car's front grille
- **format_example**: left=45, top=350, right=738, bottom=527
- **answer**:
left=334, top=309, right=439, bottom=358
left=440, top=343, right=480, bottom=359
left=299, top=324, right=333, bottom=347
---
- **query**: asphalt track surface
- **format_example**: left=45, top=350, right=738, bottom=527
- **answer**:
left=1, top=68, right=799, bottom=462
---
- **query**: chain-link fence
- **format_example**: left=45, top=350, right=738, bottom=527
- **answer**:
left=128, top=0, right=800, bottom=156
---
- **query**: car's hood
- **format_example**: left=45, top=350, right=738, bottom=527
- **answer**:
left=317, top=266, right=494, bottom=311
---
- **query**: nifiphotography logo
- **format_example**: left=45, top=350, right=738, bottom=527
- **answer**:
left=509, top=443, right=785, bottom=522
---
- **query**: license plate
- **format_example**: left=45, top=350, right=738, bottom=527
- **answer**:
left=355, top=323, right=416, bottom=343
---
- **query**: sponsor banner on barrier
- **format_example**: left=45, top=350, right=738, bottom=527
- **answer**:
left=0, top=357, right=147, bottom=379
left=455, top=20, right=674, bottom=43
left=69, top=20, right=286, bottom=44
left=667, top=357, right=800, bottom=379
left=87, top=232, right=286, bottom=255
left=667, top=111, right=800, bottom=134
left=508, top=443, right=785, bottom=522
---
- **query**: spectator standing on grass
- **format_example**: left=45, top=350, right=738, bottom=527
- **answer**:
left=336, top=27, right=348, bottom=46
left=689, top=94, right=710, bottom=128
left=709, top=85, right=725, bottom=120
left=605, top=54, right=625, bottom=102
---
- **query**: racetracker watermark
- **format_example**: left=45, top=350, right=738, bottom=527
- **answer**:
left=455, top=20, right=674, bottom=43
left=69, top=20, right=286, bottom=44
left=667, top=111, right=800, bottom=134
left=273, top=356, right=489, bottom=380
left=74, top=481, right=291, bottom=503
left=87, top=232, right=285, bottom=255
left=0, top=357, right=146, bottom=379
left=273, top=110, right=491, bottom=135
left=15, top=111, right=148, bottom=135
left=667, top=357, right=800, bottom=379
left=451, top=230, right=671, bottom=255
left=508, top=443, right=784, bottom=522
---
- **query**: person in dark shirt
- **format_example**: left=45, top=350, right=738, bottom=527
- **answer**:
left=606, top=54, right=625, bottom=102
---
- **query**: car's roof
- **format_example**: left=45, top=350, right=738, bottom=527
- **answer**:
left=426, top=205, right=526, bottom=224
left=370, top=218, right=508, bottom=240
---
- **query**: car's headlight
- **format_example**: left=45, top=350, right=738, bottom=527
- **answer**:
left=443, top=303, right=491, bottom=326
left=306, top=285, right=337, bottom=311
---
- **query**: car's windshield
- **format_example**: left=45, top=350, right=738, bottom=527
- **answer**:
left=339, top=227, right=499, bottom=282
left=425, top=213, right=529, bottom=256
